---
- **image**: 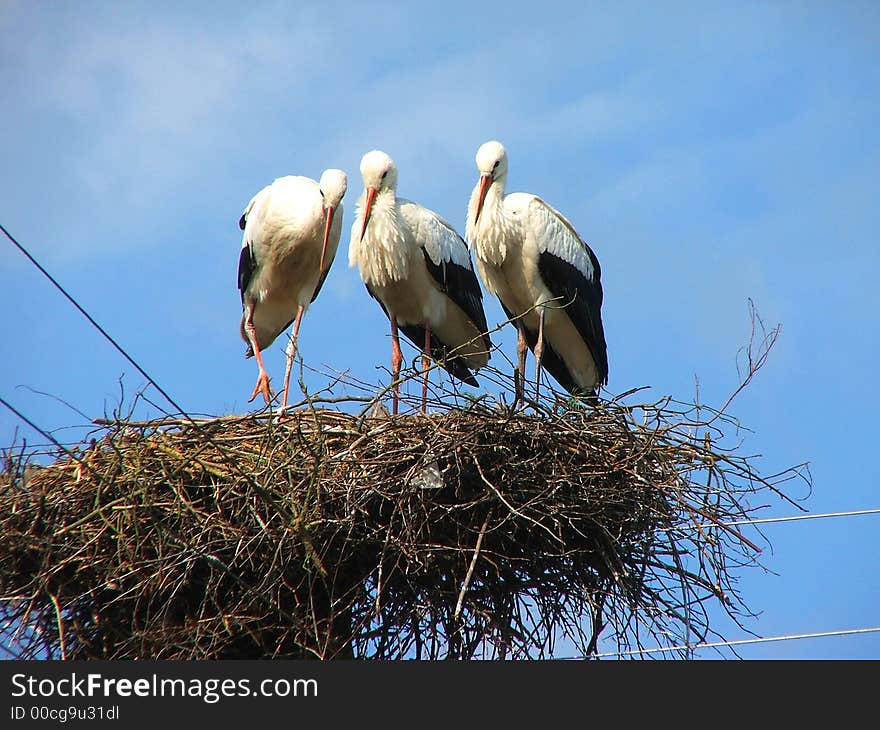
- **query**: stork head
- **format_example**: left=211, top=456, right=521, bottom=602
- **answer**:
left=359, top=150, right=397, bottom=240
left=474, top=140, right=507, bottom=222
left=319, top=168, right=347, bottom=208
left=318, top=169, right=347, bottom=272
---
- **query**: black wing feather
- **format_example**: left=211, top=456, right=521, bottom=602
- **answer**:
left=537, top=250, right=609, bottom=386
left=420, top=248, right=492, bottom=354
left=310, top=252, right=336, bottom=304
left=365, top=283, right=479, bottom=387
left=237, top=243, right=255, bottom=306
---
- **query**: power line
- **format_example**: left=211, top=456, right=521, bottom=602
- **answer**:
left=585, top=626, right=880, bottom=659
left=1, top=222, right=186, bottom=418
left=719, top=508, right=880, bottom=528
left=0, top=222, right=265, bottom=496
left=662, top=507, right=880, bottom=534
left=0, top=396, right=97, bottom=479
left=1, top=222, right=335, bottom=532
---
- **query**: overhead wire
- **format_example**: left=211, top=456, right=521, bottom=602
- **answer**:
left=1, top=222, right=189, bottom=418
left=663, top=507, right=880, bottom=534
left=0, top=221, right=272, bottom=496
left=576, top=626, right=880, bottom=659
left=0, top=396, right=98, bottom=479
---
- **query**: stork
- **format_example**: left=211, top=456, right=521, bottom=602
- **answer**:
left=466, top=140, right=608, bottom=401
left=349, top=150, right=491, bottom=415
left=238, top=169, right=347, bottom=410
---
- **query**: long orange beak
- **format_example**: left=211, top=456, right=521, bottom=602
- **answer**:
left=475, top=173, right=491, bottom=223
left=359, top=187, right=378, bottom=241
left=320, top=205, right=335, bottom=273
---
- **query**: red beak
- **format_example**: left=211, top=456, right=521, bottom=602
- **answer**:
left=360, top=187, right=378, bottom=240
left=475, top=173, right=491, bottom=223
left=320, top=205, right=335, bottom=273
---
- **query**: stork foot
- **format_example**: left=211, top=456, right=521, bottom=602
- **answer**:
left=248, top=372, right=273, bottom=405
left=274, top=385, right=295, bottom=419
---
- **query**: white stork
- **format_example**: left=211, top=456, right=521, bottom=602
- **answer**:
left=238, top=169, right=347, bottom=410
left=349, top=150, right=491, bottom=414
left=466, top=140, right=608, bottom=400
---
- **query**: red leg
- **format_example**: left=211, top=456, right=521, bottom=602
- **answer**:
left=534, top=309, right=546, bottom=401
left=515, top=327, right=528, bottom=406
left=421, top=325, right=431, bottom=414
left=281, top=305, right=306, bottom=412
left=390, top=316, right=402, bottom=416
left=244, top=305, right=272, bottom=405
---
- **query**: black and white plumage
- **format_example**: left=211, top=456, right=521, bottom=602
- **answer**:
left=238, top=169, right=347, bottom=409
left=349, top=150, right=491, bottom=414
left=466, top=140, right=608, bottom=399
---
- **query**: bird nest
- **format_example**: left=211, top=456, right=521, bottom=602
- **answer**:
left=0, top=353, right=809, bottom=660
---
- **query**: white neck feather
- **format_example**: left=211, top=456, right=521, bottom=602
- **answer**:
left=349, top=189, right=410, bottom=287
left=467, top=180, right=514, bottom=268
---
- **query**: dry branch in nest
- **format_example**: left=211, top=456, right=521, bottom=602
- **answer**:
left=0, top=305, right=809, bottom=659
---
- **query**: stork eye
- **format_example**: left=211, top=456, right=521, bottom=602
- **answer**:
left=381, top=170, right=388, bottom=180
left=493, top=160, right=500, bottom=170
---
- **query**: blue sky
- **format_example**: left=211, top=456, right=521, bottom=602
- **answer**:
left=1, top=1, right=878, bottom=658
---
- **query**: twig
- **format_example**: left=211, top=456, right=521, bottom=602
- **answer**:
left=455, top=514, right=491, bottom=621
left=49, top=593, right=66, bottom=660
